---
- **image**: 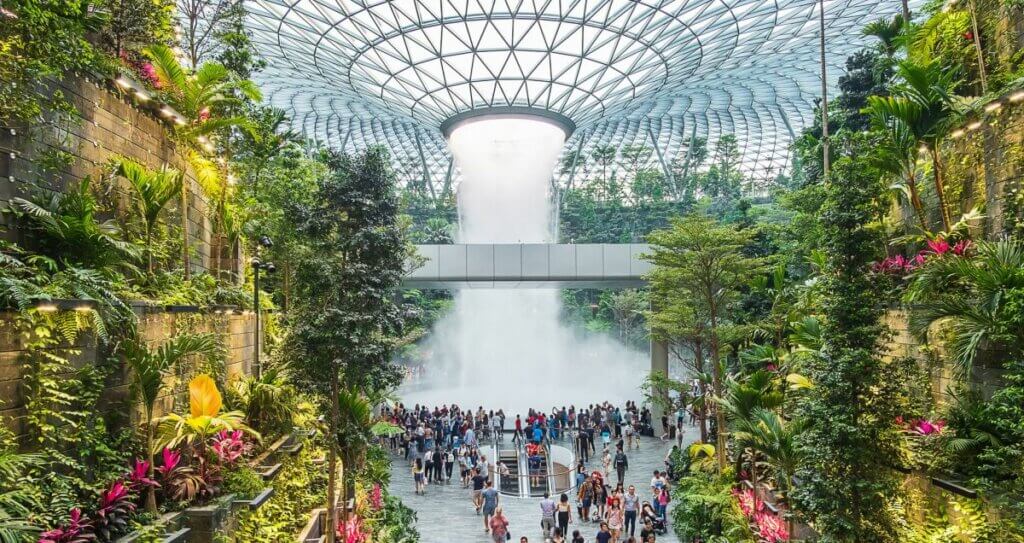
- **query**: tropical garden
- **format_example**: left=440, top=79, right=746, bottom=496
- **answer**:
left=1, top=0, right=1024, bottom=540
left=1, top=0, right=418, bottom=540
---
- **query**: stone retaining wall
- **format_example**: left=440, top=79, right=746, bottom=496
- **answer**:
left=0, top=308, right=255, bottom=445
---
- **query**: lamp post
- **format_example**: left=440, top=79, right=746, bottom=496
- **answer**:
left=251, top=235, right=275, bottom=378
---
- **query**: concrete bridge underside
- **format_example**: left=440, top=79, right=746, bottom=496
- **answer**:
left=404, top=243, right=651, bottom=289
left=405, top=243, right=669, bottom=423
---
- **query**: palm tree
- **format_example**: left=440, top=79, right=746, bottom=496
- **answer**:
left=732, top=408, right=805, bottom=535
left=9, top=177, right=139, bottom=270
left=142, top=44, right=261, bottom=143
left=123, top=335, right=220, bottom=512
left=115, top=158, right=184, bottom=274
left=868, top=105, right=930, bottom=232
left=862, top=15, right=905, bottom=58
left=906, top=239, right=1024, bottom=379
left=867, top=60, right=962, bottom=231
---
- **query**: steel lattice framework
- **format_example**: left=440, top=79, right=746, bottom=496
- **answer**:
left=246, top=0, right=909, bottom=190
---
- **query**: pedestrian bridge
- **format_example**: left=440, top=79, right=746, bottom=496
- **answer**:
left=404, top=243, right=651, bottom=289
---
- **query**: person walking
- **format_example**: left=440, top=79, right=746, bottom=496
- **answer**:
left=577, top=476, right=594, bottom=523
left=614, top=446, right=629, bottom=486
left=602, top=447, right=612, bottom=479
left=540, top=492, right=557, bottom=538
left=557, top=493, right=573, bottom=537
left=623, top=485, right=640, bottom=538
left=471, top=468, right=487, bottom=513
left=482, top=480, right=500, bottom=533
left=596, top=521, right=612, bottom=543
left=489, top=506, right=509, bottom=542
left=606, top=497, right=624, bottom=543
left=432, top=447, right=444, bottom=483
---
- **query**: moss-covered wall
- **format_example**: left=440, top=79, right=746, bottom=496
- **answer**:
left=0, top=308, right=256, bottom=445
left=0, top=74, right=239, bottom=278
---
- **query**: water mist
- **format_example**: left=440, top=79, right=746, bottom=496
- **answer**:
left=402, top=116, right=647, bottom=417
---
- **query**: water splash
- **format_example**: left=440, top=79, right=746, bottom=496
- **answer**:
left=403, top=116, right=646, bottom=416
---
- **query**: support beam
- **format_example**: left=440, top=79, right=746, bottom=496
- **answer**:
left=565, top=134, right=586, bottom=191
left=415, top=131, right=437, bottom=200
left=650, top=338, right=669, bottom=432
left=647, top=125, right=675, bottom=191
left=440, top=158, right=455, bottom=204
left=679, top=124, right=699, bottom=195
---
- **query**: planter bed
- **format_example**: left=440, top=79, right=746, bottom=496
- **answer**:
left=114, top=512, right=190, bottom=543
left=232, top=487, right=275, bottom=511
left=181, top=494, right=236, bottom=543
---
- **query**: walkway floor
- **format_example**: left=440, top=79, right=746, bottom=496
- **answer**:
left=388, top=427, right=697, bottom=542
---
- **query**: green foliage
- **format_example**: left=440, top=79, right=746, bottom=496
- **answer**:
left=670, top=469, right=754, bottom=543
left=221, top=465, right=263, bottom=500
left=8, top=178, right=140, bottom=271
left=227, top=367, right=303, bottom=438
left=790, top=137, right=902, bottom=542
left=371, top=495, right=419, bottom=543
left=0, top=439, right=43, bottom=543
left=233, top=442, right=328, bottom=542
left=113, top=158, right=184, bottom=274
left=0, top=0, right=107, bottom=122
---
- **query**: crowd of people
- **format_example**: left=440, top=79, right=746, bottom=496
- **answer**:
left=381, top=400, right=687, bottom=543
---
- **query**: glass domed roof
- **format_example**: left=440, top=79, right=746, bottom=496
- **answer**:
left=246, top=0, right=911, bottom=187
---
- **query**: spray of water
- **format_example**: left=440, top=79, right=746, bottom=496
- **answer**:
left=402, top=116, right=647, bottom=416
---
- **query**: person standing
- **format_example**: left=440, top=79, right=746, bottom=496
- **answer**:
left=432, top=447, right=444, bottom=483
left=412, top=458, right=426, bottom=495
left=614, top=446, right=629, bottom=486
left=596, top=521, right=612, bottom=543
left=482, top=480, right=500, bottom=533
left=578, top=476, right=594, bottom=523
left=623, top=485, right=640, bottom=538
left=557, top=493, right=573, bottom=537
left=540, top=492, right=557, bottom=538
left=444, top=447, right=455, bottom=482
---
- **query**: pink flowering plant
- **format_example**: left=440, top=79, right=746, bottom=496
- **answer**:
left=754, top=511, right=790, bottom=542
left=337, top=516, right=369, bottom=543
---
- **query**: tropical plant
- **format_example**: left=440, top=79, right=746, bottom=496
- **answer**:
left=906, top=239, right=1024, bottom=378
left=0, top=448, right=43, bottom=543
left=866, top=59, right=963, bottom=231
left=114, top=158, right=184, bottom=274
left=122, top=333, right=221, bottom=512
left=155, top=375, right=255, bottom=451
left=92, top=481, right=135, bottom=542
left=142, top=43, right=261, bottom=142
left=732, top=408, right=805, bottom=498
left=646, top=214, right=767, bottom=471
left=230, top=367, right=301, bottom=436
left=8, top=178, right=139, bottom=270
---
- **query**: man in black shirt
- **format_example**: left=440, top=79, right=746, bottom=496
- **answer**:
left=471, top=468, right=487, bottom=514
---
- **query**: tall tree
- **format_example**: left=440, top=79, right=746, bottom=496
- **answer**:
left=645, top=213, right=766, bottom=470
left=283, top=148, right=410, bottom=542
left=790, top=134, right=899, bottom=541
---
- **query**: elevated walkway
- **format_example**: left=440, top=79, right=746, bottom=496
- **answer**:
left=404, top=243, right=651, bottom=289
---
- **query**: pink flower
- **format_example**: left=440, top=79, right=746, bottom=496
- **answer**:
left=0, top=6, right=17, bottom=18
left=198, top=107, right=211, bottom=122
left=337, top=516, right=368, bottom=543
left=369, top=484, right=384, bottom=511
left=754, top=511, right=790, bottom=542
left=952, top=239, right=973, bottom=256
left=912, top=418, right=946, bottom=436
left=212, top=430, right=246, bottom=464
left=100, top=481, right=130, bottom=509
left=39, top=508, right=91, bottom=543
left=895, top=415, right=905, bottom=426
left=128, top=459, right=159, bottom=491
left=732, top=487, right=762, bottom=517
left=158, top=447, right=181, bottom=475
left=927, top=238, right=951, bottom=256
left=140, top=63, right=162, bottom=89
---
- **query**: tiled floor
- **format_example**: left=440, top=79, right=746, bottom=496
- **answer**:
left=389, top=426, right=695, bottom=543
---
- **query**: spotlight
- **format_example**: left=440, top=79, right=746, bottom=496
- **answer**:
left=1011, top=91, right=1024, bottom=103
left=967, top=121, right=983, bottom=130
left=984, top=102, right=1002, bottom=113
left=259, top=235, right=274, bottom=248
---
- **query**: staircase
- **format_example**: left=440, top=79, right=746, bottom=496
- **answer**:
left=498, top=449, right=520, bottom=495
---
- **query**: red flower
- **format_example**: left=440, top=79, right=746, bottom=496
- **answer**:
left=755, top=511, right=790, bottom=542
left=157, top=447, right=181, bottom=476
left=198, top=107, right=211, bottom=123
left=952, top=239, right=973, bottom=256
left=926, top=238, right=951, bottom=256
left=211, top=430, right=246, bottom=464
left=963, top=31, right=974, bottom=40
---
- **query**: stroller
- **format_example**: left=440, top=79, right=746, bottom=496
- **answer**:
left=641, top=503, right=667, bottom=534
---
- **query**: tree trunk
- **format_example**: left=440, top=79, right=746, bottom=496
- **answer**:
left=181, top=182, right=191, bottom=279
left=326, top=369, right=339, bottom=543
left=930, top=147, right=953, bottom=232
left=905, top=175, right=929, bottom=233
left=146, top=228, right=154, bottom=275
left=709, top=309, right=727, bottom=473
left=694, top=338, right=708, bottom=443
left=145, top=417, right=157, bottom=513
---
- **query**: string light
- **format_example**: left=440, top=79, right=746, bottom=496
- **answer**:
left=984, top=101, right=1002, bottom=113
